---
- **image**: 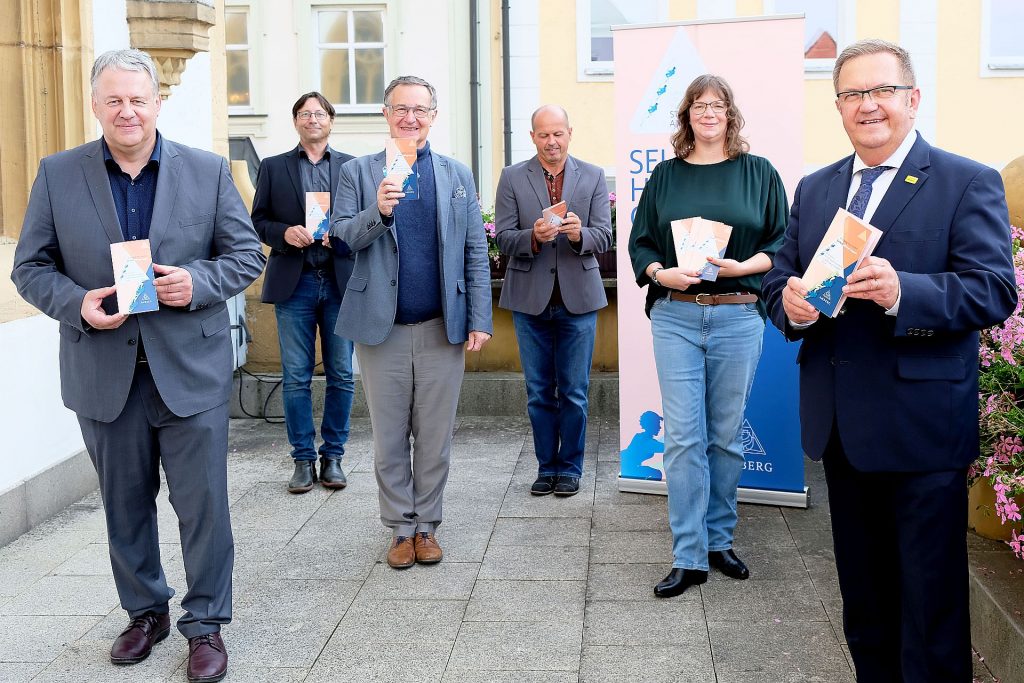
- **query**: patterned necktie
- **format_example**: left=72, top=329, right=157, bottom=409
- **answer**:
left=847, top=166, right=892, bottom=219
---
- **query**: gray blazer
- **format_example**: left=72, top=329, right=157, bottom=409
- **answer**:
left=12, top=137, right=266, bottom=422
left=329, top=149, right=493, bottom=345
left=495, top=155, right=612, bottom=315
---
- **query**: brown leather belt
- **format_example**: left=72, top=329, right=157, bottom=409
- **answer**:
left=669, top=292, right=757, bottom=305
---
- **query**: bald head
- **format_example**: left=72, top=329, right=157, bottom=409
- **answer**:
left=529, top=105, right=573, bottom=171
left=531, top=105, right=570, bottom=131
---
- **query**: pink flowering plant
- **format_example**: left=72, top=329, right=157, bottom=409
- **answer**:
left=971, top=224, right=1024, bottom=559
left=481, top=206, right=501, bottom=266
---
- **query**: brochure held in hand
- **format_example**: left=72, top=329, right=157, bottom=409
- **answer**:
left=670, top=217, right=732, bottom=282
left=111, top=239, right=159, bottom=314
left=384, top=137, right=419, bottom=200
left=801, top=207, right=883, bottom=317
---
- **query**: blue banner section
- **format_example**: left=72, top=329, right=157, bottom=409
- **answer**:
left=620, top=324, right=805, bottom=495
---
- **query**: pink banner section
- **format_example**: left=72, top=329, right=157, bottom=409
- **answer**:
left=614, top=17, right=806, bottom=501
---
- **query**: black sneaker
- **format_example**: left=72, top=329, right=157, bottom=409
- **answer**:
left=553, top=476, right=580, bottom=497
left=530, top=475, right=558, bottom=496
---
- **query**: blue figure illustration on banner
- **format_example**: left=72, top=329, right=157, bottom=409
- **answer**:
left=620, top=410, right=666, bottom=480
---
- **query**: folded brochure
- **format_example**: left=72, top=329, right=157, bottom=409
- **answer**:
left=802, top=207, right=883, bottom=317
left=670, top=217, right=732, bottom=281
left=111, top=239, right=159, bottom=314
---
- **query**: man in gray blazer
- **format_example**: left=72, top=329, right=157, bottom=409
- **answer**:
left=330, top=75, right=492, bottom=570
left=495, top=105, right=612, bottom=497
left=11, top=49, right=265, bottom=682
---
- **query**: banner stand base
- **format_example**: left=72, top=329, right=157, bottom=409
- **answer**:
left=617, top=477, right=809, bottom=509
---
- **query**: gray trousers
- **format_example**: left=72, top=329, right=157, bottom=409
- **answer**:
left=77, top=363, right=233, bottom=638
left=356, top=317, right=465, bottom=537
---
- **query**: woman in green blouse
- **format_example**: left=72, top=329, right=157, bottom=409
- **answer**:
left=628, top=74, right=789, bottom=598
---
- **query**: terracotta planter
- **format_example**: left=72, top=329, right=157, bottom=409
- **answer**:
left=968, top=478, right=1021, bottom=542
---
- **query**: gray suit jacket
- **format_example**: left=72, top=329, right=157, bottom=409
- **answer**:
left=495, top=155, right=612, bottom=315
left=329, top=148, right=493, bottom=345
left=12, top=137, right=266, bottom=422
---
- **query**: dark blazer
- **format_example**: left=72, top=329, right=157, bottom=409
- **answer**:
left=12, top=137, right=266, bottom=422
left=762, top=134, right=1017, bottom=472
left=494, top=155, right=612, bottom=315
left=251, top=145, right=355, bottom=303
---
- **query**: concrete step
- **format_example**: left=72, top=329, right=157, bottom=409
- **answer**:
left=230, top=370, right=620, bottom=419
left=968, top=533, right=1024, bottom=683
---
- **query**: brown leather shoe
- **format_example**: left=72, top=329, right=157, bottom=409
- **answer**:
left=110, top=611, right=171, bottom=664
left=186, top=632, right=228, bottom=683
left=386, top=536, right=416, bottom=569
left=414, top=531, right=443, bottom=564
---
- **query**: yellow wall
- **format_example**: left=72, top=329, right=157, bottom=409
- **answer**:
left=518, top=1, right=1023, bottom=173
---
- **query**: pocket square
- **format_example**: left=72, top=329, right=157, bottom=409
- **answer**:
left=453, top=185, right=467, bottom=199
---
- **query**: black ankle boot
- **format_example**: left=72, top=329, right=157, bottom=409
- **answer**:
left=287, top=461, right=317, bottom=493
left=709, top=549, right=750, bottom=579
left=654, top=567, right=708, bottom=598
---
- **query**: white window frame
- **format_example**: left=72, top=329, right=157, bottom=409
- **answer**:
left=980, top=0, right=1024, bottom=77
left=576, top=0, right=668, bottom=82
left=225, top=3, right=257, bottom=115
left=765, top=0, right=854, bottom=79
left=312, top=4, right=388, bottom=113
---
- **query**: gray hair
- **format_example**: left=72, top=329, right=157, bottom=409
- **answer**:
left=90, top=49, right=160, bottom=96
left=383, top=76, right=437, bottom=110
left=833, top=39, right=916, bottom=92
left=530, top=105, right=571, bottom=130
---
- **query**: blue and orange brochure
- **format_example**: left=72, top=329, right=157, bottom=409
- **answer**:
left=111, top=239, right=159, bottom=314
left=802, top=207, right=883, bottom=317
left=384, top=137, right=419, bottom=200
left=670, top=216, right=732, bottom=282
left=305, top=191, right=330, bottom=240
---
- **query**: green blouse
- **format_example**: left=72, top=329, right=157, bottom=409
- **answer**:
left=628, top=153, right=789, bottom=317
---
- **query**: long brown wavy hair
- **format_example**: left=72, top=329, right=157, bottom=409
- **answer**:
left=670, top=74, right=749, bottom=160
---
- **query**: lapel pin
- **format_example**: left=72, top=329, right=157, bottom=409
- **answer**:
left=904, top=175, right=918, bottom=184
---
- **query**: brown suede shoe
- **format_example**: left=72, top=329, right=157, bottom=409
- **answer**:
left=387, top=536, right=416, bottom=569
left=110, top=611, right=170, bottom=664
left=414, top=531, right=443, bottom=564
left=186, top=632, right=227, bottom=683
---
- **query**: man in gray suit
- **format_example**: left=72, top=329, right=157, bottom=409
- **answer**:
left=11, top=49, right=265, bottom=682
left=330, top=75, right=492, bottom=570
left=495, top=105, right=612, bottom=497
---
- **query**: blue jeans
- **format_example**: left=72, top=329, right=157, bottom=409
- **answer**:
left=650, top=296, right=763, bottom=570
left=513, top=305, right=598, bottom=479
left=274, top=270, right=354, bottom=462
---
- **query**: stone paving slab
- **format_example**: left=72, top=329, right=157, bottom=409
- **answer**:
left=0, top=417, right=1004, bottom=682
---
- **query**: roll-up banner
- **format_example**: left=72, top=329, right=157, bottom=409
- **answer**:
left=614, top=16, right=808, bottom=507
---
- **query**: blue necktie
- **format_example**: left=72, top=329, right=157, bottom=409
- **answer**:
left=847, top=166, right=891, bottom=219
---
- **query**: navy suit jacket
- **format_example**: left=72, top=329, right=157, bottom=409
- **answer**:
left=251, top=145, right=355, bottom=303
left=762, top=134, right=1017, bottom=472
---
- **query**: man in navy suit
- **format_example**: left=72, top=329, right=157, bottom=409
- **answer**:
left=252, top=92, right=356, bottom=494
left=763, top=39, right=1017, bottom=682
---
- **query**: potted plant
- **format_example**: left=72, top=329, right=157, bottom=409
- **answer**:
left=481, top=206, right=507, bottom=279
left=969, top=223, right=1024, bottom=559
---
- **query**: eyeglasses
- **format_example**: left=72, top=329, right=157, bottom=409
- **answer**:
left=386, top=105, right=435, bottom=120
left=835, top=85, right=913, bottom=105
left=296, top=111, right=330, bottom=121
left=690, top=101, right=727, bottom=116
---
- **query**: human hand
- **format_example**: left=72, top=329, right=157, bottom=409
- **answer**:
left=284, top=225, right=313, bottom=248
left=152, top=264, right=193, bottom=307
left=782, top=276, right=820, bottom=325
left=843, top=256, right=900, bottom=310
left=81, top=285, right=128, bottom=329
left=655, top=267, right=701, bottom=291
left=559, top=212, right=582, bottom=243
left=706, top=256, right=745, bottom=278
left=377, top=177, right=405, bottom=217
left=533, top=217, right=558, bottom=244
left=465, top=330, right=491, bottom=352
left=322, top=232, right=332, bottom=248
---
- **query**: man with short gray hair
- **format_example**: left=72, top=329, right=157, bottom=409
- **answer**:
left=12, top=48, right=265, bottom=682
left=330, top=75, right=492, bottom=569
left=763, top=38, right=1017, bottom=681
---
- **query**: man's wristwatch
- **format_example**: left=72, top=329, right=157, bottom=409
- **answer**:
left=651, top=267, right=664, bottom=286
